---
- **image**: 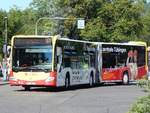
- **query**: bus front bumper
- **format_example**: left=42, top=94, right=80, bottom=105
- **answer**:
left=9, top=77, right=56, bottom=87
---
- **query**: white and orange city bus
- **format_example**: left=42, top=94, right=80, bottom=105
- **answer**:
left=9, top=35, right=148, bottom=90
left=9, top=35, right=97, bottom=90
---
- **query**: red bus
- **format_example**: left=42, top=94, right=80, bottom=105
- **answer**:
left=99, top=42, right=147, bottom=84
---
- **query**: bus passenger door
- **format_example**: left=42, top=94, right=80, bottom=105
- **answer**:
left=81, top=56, right=89, bottom=84
left=56, top=47, right=64, bottom=86
left=97, top=45, right=102, bottom=83
left=57, top=47, right=62, bottom=72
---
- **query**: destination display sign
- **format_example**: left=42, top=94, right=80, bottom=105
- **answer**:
left=14, top=38, right=51, bottom=47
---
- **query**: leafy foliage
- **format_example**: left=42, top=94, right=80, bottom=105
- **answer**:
left=128, top=95, right=150, bottom=113
left=0, top=10, right=7, bottom=59
left=30, top=0, right=57, bottom=17
left=128, top=78, right=150, bottom=113
left=137, top=78, right=150, bottom=92
left=74, top=0, right=145, bottom=42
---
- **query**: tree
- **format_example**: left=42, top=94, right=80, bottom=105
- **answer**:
left=30, top=0, right=58, bottom=17
left=16, top=8, right=37, bottom=35
left=30, top=0, right=62, bottom=35
left=7, top=7, right=37, bottom=39
left=56, top=0, right=146, bottom=42
left=0, top=10, right=7, bottom=60
left=140, top=2, right=150, bottom=45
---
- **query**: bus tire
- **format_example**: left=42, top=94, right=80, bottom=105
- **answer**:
left=122, top=72, right=129, bottom=85
left=23, top=86, right=31, bottom=91
left=65, top=73, right=70, bottom=89
left=89, top=73, right=94, bottom=87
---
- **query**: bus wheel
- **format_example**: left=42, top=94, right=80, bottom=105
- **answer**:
left=89, top=75, right=94, bottom=87
left=65, top=75, right=70, bottom=89
left=122, top=72, right=129, bottom=85
left=23, top=86, right=31, bottom=91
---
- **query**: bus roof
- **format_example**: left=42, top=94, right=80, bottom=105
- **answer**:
left=94, top=41, right=146, bottom=47
left=12, top=35, right=146, bottom=47
left=12, top=35, right=95, bottom=44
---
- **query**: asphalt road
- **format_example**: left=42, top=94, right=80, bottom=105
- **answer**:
left=0, top=84, right=147, bottom=113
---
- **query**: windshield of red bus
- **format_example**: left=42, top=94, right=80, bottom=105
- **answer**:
left=12, top=38, right=52, bottom=72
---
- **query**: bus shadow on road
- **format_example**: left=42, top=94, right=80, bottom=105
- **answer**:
left=15, top=85, right=98, bottom=92
left=15, top=82, right=137, bottom=93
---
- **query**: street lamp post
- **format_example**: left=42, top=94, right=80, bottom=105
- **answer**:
left=4, top=17, right=8, bottom=58
left=35, top=17, right=84, bottom=35
left=3, top=17, right=8, bottom=81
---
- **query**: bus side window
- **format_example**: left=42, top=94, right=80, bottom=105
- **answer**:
left=82, top=56, right=89, bottom=69
left=64, top=58, right=71, bottom=67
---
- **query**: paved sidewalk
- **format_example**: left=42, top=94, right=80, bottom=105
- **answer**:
left=0, top=77, right=9, bottom=85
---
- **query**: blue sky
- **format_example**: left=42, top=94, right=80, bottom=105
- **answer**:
left=0, top=0, right=32, bottom=11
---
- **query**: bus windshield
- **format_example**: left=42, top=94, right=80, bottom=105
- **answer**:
left=12, top=46, right=52, bottom=72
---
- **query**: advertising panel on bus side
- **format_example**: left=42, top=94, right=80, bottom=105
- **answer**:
left=101, top=43, right=147, bottom=83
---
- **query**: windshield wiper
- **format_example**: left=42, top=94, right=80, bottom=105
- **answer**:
left=12, top=67, right=30, bottom=72
left=28, top=66, right=50, bottom=73
left=13, top=66, right=50, bottom=72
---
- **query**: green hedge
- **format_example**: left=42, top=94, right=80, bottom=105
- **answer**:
left=128, top=95, right=150, bottom=113
left=128, top=79, right=150, bottom=113
left=137, top=78, right=150, bottom=92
